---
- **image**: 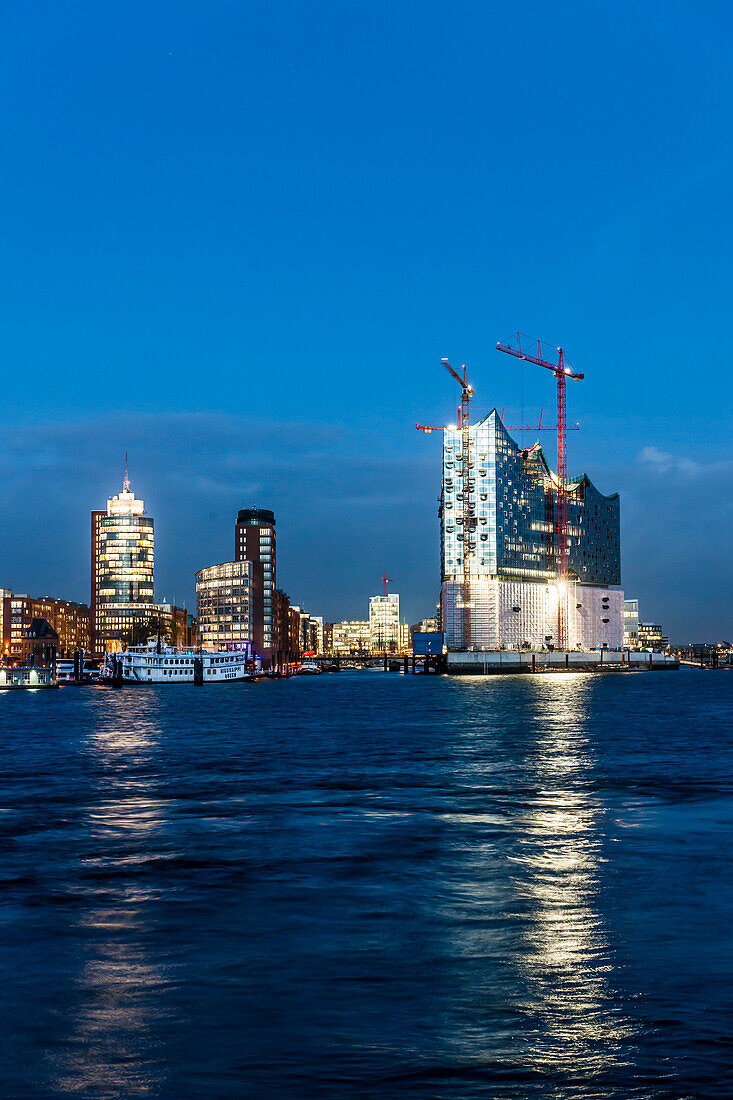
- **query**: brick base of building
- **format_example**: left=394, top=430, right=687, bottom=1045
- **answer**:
left=440, top=578, right=624, bottom=651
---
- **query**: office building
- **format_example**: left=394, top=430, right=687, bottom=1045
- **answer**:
left=309, top=615, right=324, bottom=654
left=195, top=561, right=253, bottom=653
left=329, top=620, right=371, bottom=655
left=287, top=606, right=323, bottom=656
left=369, top=593, right=399, bottom=652
left=272, top=587, right=293, bottom=667
left=623, top=599, right=639, bottom=648
left=440, top=411, right=623, bottom=650
left=369, top=592, right=409, bottom=653
left=638, top=622, right=669, bottom=649
left=20, top=619, right=59, bottom=666
left=193, top=508, right=321, bottom=668
left=1, top=590, right=91, bottom=662
left=234, top=508, right=276, bottom=661
left=91, top=466, right=155, bottom=655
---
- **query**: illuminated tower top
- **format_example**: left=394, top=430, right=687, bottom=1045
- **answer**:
left=107, top=457, right=145, bottom=517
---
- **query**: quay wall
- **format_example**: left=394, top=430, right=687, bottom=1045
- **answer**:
left=446, top=651, right=678, bottom=675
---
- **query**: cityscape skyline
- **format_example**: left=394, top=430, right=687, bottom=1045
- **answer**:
left=0, top=411, right=723, bottom=642
left=1, top=3, right=731, bottom=639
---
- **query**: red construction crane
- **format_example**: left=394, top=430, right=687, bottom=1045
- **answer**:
left=380, top=571, right=393, bottom=598
left=420, top=410, right=579, bottom=434
left=441, top=360, right=475, bottom=650
left=500, top=408, right=579, bottom=434
left=415, top=360, right=475, bottom=649
left=496, top=333, right=584, bottom=650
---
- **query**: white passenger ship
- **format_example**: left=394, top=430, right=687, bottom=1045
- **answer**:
left=102, top=640, right=255, bottom=684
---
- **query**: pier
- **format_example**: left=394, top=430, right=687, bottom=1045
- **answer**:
left=445, top=650, right=678, bottom=674
left=0, top=666, right=57, bottom=689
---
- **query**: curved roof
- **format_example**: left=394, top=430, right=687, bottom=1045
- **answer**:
left=489, top=412, right=619, bottom=502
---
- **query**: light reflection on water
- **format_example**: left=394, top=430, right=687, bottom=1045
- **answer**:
left=50, top=696, right=174, bottom=1098
left=0, top=672, right=729, bottom=1098
left=514, top=677, right=633, bottom=1078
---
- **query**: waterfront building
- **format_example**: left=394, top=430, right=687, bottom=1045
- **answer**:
left=234, top=507, right=276, bottom=661
left=287, top=607, right=323, bottom=655
left=288, top=604, right=302, bottom=658
left=329, top=620, right=371, bottom=655
left=195, top=561, right=253, bottom=653
left=624, top=599, right=640, bottom=647
left=20, top=619, right=58, bottom=666
left=638, top=622, right=669, bottom=649
left=272, top=587, right=293, bottom=668
left=369, top=593, right=403, bottom=653
left=1, top=590, right=91, bottom=662
left=440, top=411, right=623, bottom=650
left=310, top=615, right=324, bottom=654
left=91, top=466, right=155, bottom=655
left=194, top=508, right=321, bottom=668
left=287, top=604, right=321, bottom=658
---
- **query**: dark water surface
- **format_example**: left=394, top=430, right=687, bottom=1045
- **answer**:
left=1, top=669, right=731, bottom=1099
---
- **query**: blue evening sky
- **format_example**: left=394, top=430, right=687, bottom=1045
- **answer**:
left=1, top=1, right=731, bottom=640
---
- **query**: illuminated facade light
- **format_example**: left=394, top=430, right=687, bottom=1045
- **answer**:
left=439, top=410, right=623, bottom=650
left=369, top=593, right=403, bottom=654
left=91, top=469, right=155, bottom=655
left=195, top=561, right=253, bottom=653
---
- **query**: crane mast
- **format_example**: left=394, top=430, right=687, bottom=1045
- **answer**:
left=496, top=334, right=584, bottom=650
left=442, top=359, right=474, bottom=650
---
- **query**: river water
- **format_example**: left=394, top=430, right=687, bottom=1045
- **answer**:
left=1, top=668, right=731, bottom=1099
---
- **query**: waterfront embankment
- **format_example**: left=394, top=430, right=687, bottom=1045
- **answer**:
left=446, top=649, right=678, bottom=674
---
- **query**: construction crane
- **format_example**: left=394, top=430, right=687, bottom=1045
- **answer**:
left=380, top=571, right=392, bottom=598
left=500, top=408, right=580, bottom=434
left=439, top=359, right=475, bottom=650
left=496, top=333, right=584, bottom=650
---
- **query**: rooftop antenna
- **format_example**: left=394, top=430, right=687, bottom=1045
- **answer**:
left=123, top=452, right=130, bottom=493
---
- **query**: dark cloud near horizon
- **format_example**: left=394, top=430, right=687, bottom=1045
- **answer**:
left=0, top=414, right=729, bottom=640
left=0, top=412, right=442, bottom=625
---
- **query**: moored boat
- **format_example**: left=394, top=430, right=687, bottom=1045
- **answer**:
left=55, top=659, right=76, bottom=683
left=102, top=640, right=256, bottom=684
left=297, top=660, right=322, bottom=675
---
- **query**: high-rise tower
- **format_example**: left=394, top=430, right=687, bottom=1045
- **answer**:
left=234, top=507, right=276, bottom=659
left=368, top=593, right=401, bottom=653
left=440, top=411, right=623, bottom=651
left=91, top=462, right=154, bottom=655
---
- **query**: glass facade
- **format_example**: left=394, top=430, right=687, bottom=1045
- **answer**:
left=369, top=594, right=402, bottom=653
left=623, top=598, right=639, bottom=647
left=329, top=621, right=370, bottom=654
left=441, top=411, right=620, bottom=586
left=638, top=622, right=669, bottom=649
left=195, top=561, right=252, bottom=652
left=235, top=508, right=276, bottom=654
left=92, top=478, right=155, bottom=653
